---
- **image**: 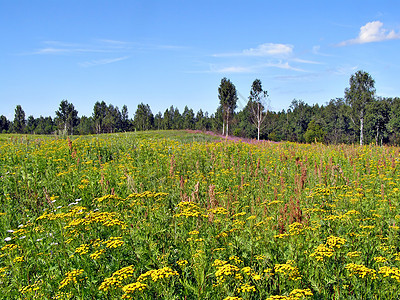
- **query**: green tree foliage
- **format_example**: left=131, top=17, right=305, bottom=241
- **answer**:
left=286, top=100, right=313, bottom=142
left=121, top=105, right=130, bottom=132
left=195, top=110, right=211, bottom=131
left=388, top=97, right=400, bottom=144
left=345, top=70, right=376, bottom=145
left=31, top=116, right=55, bottom=134
left=154, top=112, right=163, bottom=130
left=92, top=101, right=125, bottom=134
left=93, top=101, right=108, bottom=134
left=13, top=105, right=26, bottom=133
left=212, top=106, right=224, bottom=133
left=103, top=104, right=121, bottom=133
left=182, top=106, right=195, bottom=130
left=236, top=107, right=256, bottom=138
left=134, top=103, right=154, bottom=131
left=218, top=77, right=238, bottom=136
left=322, top=99, right=349, bottom=144
left=170, top=106, right=182, bottom=130
left=366, top=98, right=390, bottom=145
left=55, top=100, right=79, bottom=135
left=0, top=115, right=10, bottom=133
left=248, top=79, right=268, bottom=140
left=26, top=115, right=37, bottom=134
left=304, top=119, right=326, bottom=143
left=162, top=108, right=171, bottom=130
left=161, top=106, right=182, bottom=130
left=76, top=116, right=94, bottom=135
left=195, top=109, right=205, bottom=130
left=5, top=70, right=400, bottom=146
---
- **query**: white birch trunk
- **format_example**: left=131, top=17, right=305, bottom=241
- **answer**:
left=226, top=111, right=229, bottom=137
left=360, top=117, right=364, bottom=145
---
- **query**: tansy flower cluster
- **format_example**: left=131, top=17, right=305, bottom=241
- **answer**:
left=378, top=266, right=400, bottom=282
left=174, top=201, right=207, bottom=218
left=266, top=288, right=313, bottom=300
left=214, top=263, right=241, bottom=284
left=59, top=269, right=85, bottom=289
left=310, top=236, right=346, bottom=262
left=136, top=267, right=179, bottom=283
left=345, top=263, right=377, bottom=279
left=274, top=261, right=302, bottom=281
left=99, top=265, right=135, bottom=292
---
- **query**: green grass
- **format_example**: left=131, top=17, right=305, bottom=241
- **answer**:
left=0, top=131, right=399, bottom=299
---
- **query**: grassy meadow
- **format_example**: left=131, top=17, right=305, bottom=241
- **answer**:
left=0, top=131, right=399, bottom=299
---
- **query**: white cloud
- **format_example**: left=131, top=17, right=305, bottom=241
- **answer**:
left=263, top=61, right=305, bottom=72
left=96, top=39, right=130, bottom=46
left=312, top=45, right=321, bottom=54
left=32, top=41, right=111, bottom=55
left=339, top=21, right=400, bottom=46
left=35, top=47, right=71, bottom=54
left=312, top=45, right=332, bottom=57
left=328, top=65, right=359, bottom=76
left=34, top=47, right=107, bottom=54
left=291, top=58, right=322, bottom=65
left=208, top=60, right=305, bottom=74
left=209, top=65, right=254, bottom=73
left=31, top=39, right=186, bottom=55
left=242, top=43, right=293, bottom=56
left=274, top=73, right=319, bottom=81
left=213, top=43, right=293, bottom=57
left=79, top=56, right=129, bottom=67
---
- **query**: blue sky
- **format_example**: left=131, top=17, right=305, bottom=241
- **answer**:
left=1, top=1, right=400, bottom=120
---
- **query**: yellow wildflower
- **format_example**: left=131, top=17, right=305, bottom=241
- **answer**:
left=345, top=263, right=377, bottom=279
left=378, top=266, right=400, bottom=282
left=90, top=249, right=105, bottom=260
left=373, top=256, right=387, bottom=263
left=13, top=256, right=24, bottom=263
left=274, top=261, right=301, bottom=281
left=59, top=269, right=85, bottom=289
left=122, top=282, right=147, bottom=299
left=237, top=283, right=256, bottom=293
left=99, top=265, right=135, bottom=291
left=177, top=260, right=188, bottom=267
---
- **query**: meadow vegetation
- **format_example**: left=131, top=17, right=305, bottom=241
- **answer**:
left=0, top=130, right=399, bottom=299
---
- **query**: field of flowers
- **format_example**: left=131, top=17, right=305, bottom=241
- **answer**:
left=0, top=131, right=399, bottom=299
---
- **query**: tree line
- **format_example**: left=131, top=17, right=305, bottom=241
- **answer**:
left=2, top=70, right=400, bottom=145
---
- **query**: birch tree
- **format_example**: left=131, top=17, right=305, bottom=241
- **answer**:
left=55, top=100, right=78, bottom=135
left=344, top=70, right=375, bottom=145
left=218, top=77, right=238, bottom=137
left=248, top=79, right=268, bottom=140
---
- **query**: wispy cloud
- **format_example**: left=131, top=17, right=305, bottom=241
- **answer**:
left=209, top=64, right=254, bottom=73
left=274, top=73, right=319, bottom=81
left=291, top=58, right=322, bottom=65
left=79, top=56, right=130, bottom=67
left=32, top=40, right=127, bottom=55
left=327, top=65, right=359, bottom=76
left=311, top=45, right=333, bottom=57
left=213, top=43, right=293, bottom=57
left=35, top=47, right=71, bottom=54
left=30, top=39, right=186, bottom=55
left=338, top=21, right=400, bottom=46
left=96, top=39, right=130, bottom=46
left=208, top=60, right=305, bottom=74
left=263, top=61, right=306, bottom=72
left=26, top=39, right=186, bottom=68
left=154, top=44, right=188, bottom=50
left=209, top=42, right=319, bottom=74
left=242, top=43, right=293, bottom=56
left=34, top=47, right=108, bottom=54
